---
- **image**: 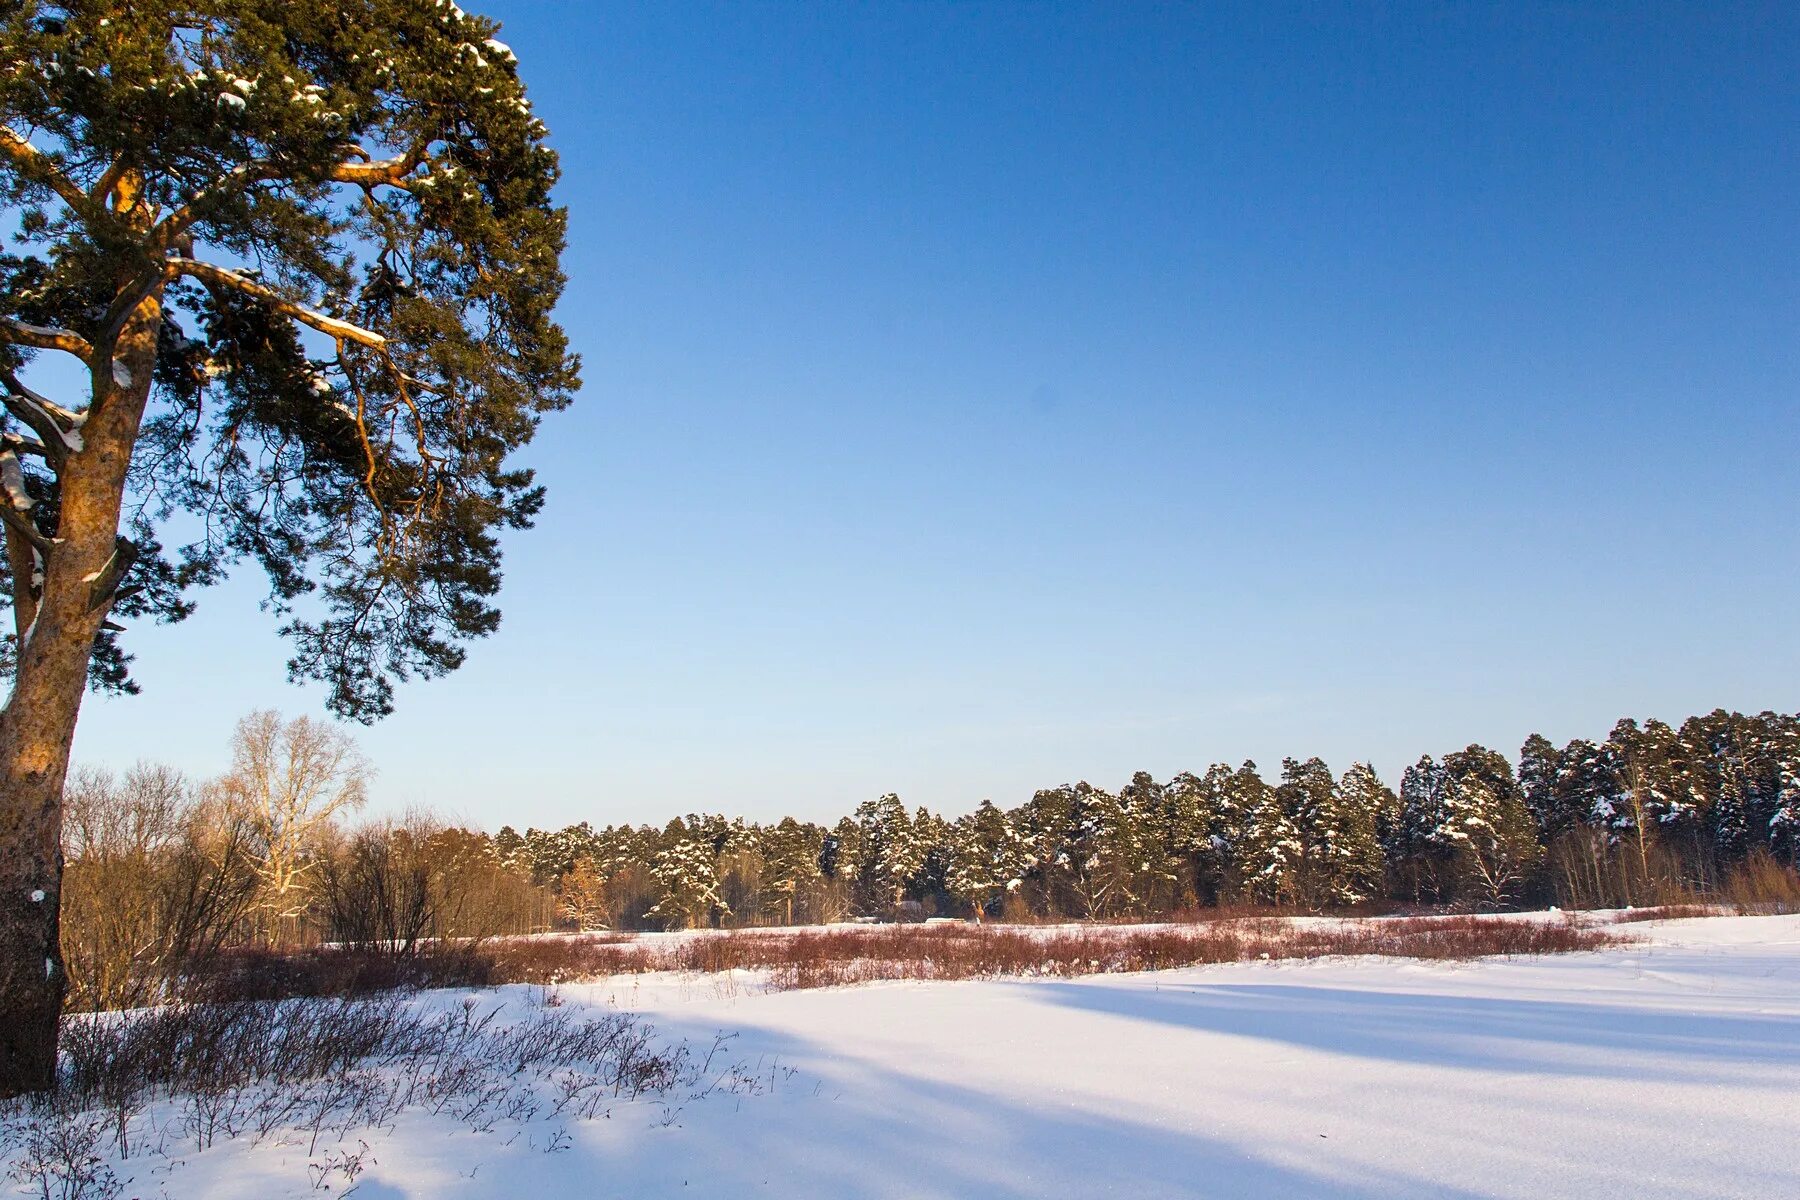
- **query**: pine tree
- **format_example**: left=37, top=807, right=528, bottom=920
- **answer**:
left=1162, top=769, right=1224, bottom=905
left=1120, top=770, right=1180, bottom=914
left=1014, top=784, right=1081, bottom=917
left=490, top=826, right=529, bottom=875
left=1604, top=718, right=1680, bottom=887
left=0, top=1, right=578, bottom=1092
left=1234, top=761, right=1301, bottom=906
left=852, top=794, right=923, bottom=915
left=1329, top=763, right=1393, bottom=905
left=1397, top=756, right=1452, bottom=902
left=946, top=800, right=1026, bottom=920
left=1554, top=739, right=1621, bottom=833
left=1764, top=715, right=1800, bottom=865
left=909, top=806, right=954, bottom=914
left=1519, top=734, right=1563, bottom=836
left=1067, top=783, right=1143, bottom=918
left=760, top=817, right=824, bottom=926
left=647, top=836, right=727, bottom=931
left=1277, top=757, right=1337, bottom=906
left=1437, top=746, right=1541, bottom=909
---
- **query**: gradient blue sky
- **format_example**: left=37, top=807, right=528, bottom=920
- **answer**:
left=70, top=1, right=1800, bottom=829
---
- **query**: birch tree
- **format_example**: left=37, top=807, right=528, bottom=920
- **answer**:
left=220, top=709, right=368, bottom=933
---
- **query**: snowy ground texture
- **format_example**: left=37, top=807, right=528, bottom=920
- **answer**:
left=19, top=912, right=1800, bottom=1198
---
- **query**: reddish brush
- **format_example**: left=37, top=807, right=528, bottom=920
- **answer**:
left=472, top=915, right=1624, bottom=991
left=183, top=915, right=1625, bottom=1001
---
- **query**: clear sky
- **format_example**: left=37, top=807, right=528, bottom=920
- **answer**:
left=70, top=1, right=1800, bottom=830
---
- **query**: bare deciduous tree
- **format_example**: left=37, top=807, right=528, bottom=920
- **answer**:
left=219, top=711, right=370, bottom=940
left=60, top=762, right=258, bottom=1010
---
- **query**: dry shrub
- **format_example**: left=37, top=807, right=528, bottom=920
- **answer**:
left=478, top=934, right=641, bottom=984
left=60, top=766, right=261, bottom=1014
left=1605, top=904, right=1723, bottom=923
left=3, top=994, right=709, bottom=1199
left=180, top=945, right=496, bottom=1002
left=1723, top=851, right=1800, bottom=914
left=740, top=916, right=1624, bottom=989
left=448, top=914, right=1623, bottom=991
left=172, top=913, right=1625, bottom=1002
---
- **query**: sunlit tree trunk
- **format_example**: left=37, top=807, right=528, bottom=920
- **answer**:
left=0, top=283, right=160, bottom=1094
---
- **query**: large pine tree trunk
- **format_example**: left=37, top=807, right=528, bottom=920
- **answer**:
left=0, top=471, right=123, bottom=1094
left=0, top=289, right=160, bottom=1097
left=0, top=648, right=88, bottom=1095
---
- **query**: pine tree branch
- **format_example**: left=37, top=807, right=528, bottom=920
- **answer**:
left=155, top=139, right=432, bottom=251
left=328, top=140, right=432, bottom=188
left=90, top=155, right=129, bottom=208
left=0, top=316, right=94, bottom=362
left=0, top=452, right=50, bottom=558
left=0, top=372, right=82, bottom=466
left=0, top=125, right=97, bottom=220
left=0, top=432, right=48, bottom=460
left=166, top=257, right=388, bottom=349
left=151, top=162, right=284, bottom=251
left=85, top=536, right=139, bottom=614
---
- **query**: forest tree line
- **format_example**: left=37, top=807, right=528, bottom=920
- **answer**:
left=498, top=707, right=1800, bottom=929
left=59, top=706, right=1800, bottom=1011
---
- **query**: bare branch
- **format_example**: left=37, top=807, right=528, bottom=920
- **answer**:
left=0, top=316, right=94, bottom=363
left=166, top=257, right=388, bottom=349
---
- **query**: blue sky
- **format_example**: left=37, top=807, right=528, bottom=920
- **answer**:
left=71, top=1, right=1800, bottom=829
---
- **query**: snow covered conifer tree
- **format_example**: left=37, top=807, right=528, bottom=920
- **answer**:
left=1437, top=746, right=1541, bottom=909
left=1397, top=756, right=1452, bottom=902
left=1276, top=757, right=1338, bottom=906
left=647, top=835, right=727, bottom=930
left=1161, top=770, right=1220, bottom=905
left=1604, top=718, right=1680, bottom=886
left=759, top=817, right=824, bottom=925
left=1555, top=739, right=1623, bottom=834
left=1328, top=762, right=1392, bottom=906
left=853, top=793, right=924, bottom=915
left=1233, top=761, right=1301, bottom=906
left=1068, top=783, right=1144, bottom=918
left=1120, top=770, right=1179, bottom=913
left=1014, top=784, right=1081, bottom=917
left=1519, top=734, right=1564, bottom=837
left=946, top=799, right=1025, bottom=921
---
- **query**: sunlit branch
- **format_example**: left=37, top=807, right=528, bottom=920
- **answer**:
left=167, top=257, right=388, bottom=348
left=0, top=316, right=93, bottom=363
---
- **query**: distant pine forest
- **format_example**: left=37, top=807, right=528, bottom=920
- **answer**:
left=495, top=706, right=1800, bottom=930
left=62, top=706, right=1800, bottom=1012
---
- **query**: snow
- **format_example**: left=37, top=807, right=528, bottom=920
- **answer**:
left=0, top=452, right=32, bottom=510
left=16, top=913, right=1800, bottom=1197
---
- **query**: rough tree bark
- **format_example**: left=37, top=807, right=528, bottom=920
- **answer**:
left=0, top=272, right=159, bottom=1094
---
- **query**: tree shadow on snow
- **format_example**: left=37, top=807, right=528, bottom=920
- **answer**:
left=1030, top=972, right=1800, bottom=1084
left=587, top=1014, right=1495, bottom=1200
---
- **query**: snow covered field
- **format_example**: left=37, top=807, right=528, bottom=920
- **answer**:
left=20, top=913, right=1800, bottom=1199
